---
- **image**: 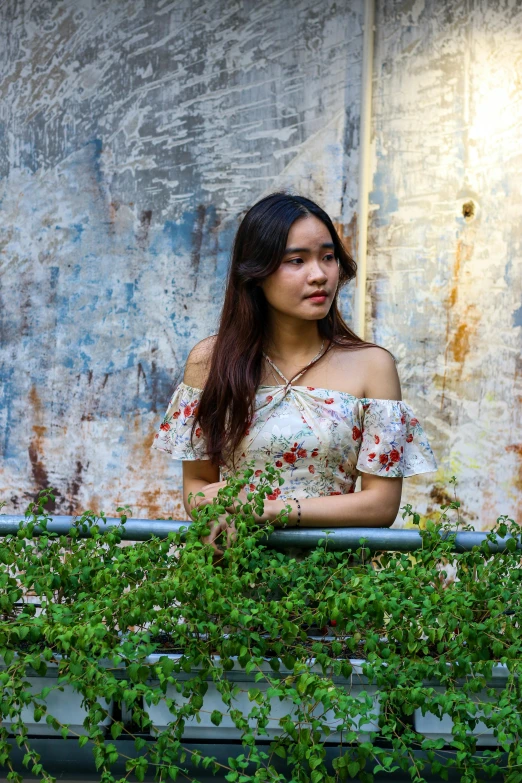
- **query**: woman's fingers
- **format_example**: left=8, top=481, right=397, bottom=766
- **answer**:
left=191, top=480, right=250, bottom=555
left=194, top=480, right=256, bottom=514
left=201, top=516, right=237, bottom=555
left=225, top=487, right=248, bottom=514
left=201, top=521, right=223, bottom=552
left=225, top=519, right=238, bottom=548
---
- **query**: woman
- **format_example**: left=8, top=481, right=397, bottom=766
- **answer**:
left=152, top=192, right=437, bottom=555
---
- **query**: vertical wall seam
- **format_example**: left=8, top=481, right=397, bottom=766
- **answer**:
left=353, top=0, right=375, bottom=340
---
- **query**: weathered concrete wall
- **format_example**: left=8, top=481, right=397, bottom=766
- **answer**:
left=0, top=0, right=520, bottom=528
left=369, top=0, right=522, bottom=526
left=0, top=0, right=363, bottom=521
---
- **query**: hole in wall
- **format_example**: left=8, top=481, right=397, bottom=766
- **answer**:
left=462, top=200, right=475, bottom=219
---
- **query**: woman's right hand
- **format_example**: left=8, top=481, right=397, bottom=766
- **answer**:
left=201, top=515, right=238, bottom=559
left=189, top=480, right=238, bottom=558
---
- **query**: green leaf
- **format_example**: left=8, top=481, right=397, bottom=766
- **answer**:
left=110, top=721, right=123, bottom=739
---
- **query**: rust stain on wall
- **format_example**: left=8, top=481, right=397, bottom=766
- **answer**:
left=440, top=239, right=477, bottom=406
left=333, top=214, right=357, bottom=260
left=449, top=304, right=480, bottom=368
left=506, top=444, right=522, bottom=495
left=504, top=444, right=522, bottom=525
left=27, top=385, right=56, bottom=512
left=66, top=459, right=85, bottom=516
left=130, top=414, right=186, bottom=520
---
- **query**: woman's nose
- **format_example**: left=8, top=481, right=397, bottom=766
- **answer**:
left=308, top=261, right=328, bottom=282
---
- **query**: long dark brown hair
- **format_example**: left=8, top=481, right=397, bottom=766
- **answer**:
left=191, top=192, right=388, bottom=469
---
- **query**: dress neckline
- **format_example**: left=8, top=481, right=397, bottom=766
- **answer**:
left=257, top=383, right=359, bottom=399
left=262, top=341, right=326, bottom=389
left=179, top=380, right=406, bottom=404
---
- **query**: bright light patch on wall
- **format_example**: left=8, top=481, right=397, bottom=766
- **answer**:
left=471, top=80, right=514, bottom=140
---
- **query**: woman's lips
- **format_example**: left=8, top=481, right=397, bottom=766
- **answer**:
left=307, top=295, right=327, bottom=303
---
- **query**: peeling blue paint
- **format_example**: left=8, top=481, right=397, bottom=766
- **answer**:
left=125, top=283, right=136, bottom=309
left=71, top=224, right=85, bottom=242
left=370, top=167, right=399, bottom=228
left=513, top=304, right=522, bottom=329
left=0, top=368, right=16, bottom=459
left=161, top=211, right=200, bottom=255
left=78, top=333, right=95, bottom=346
left=79, top=351, right=92, bottom=370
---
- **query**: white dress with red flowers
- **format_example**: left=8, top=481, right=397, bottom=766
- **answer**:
left=152, top=361, right=437, bottom=501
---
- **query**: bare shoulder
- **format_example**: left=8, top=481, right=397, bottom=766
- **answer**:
left=359, top=345, right=401, bottom=400
left=183, top=335, right=218, bottom=388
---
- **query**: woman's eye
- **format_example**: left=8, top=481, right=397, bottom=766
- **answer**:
left=287, top=255, right=335, bottom=265
left=288, top=253, right=335, bottom=266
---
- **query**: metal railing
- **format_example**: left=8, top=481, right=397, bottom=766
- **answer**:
left=0, top=514, right=519, bottom=552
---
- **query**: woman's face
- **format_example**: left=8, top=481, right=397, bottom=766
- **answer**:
left=259, top=215, right=340, bottom=321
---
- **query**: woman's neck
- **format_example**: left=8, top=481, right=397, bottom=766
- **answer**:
left=264, top=325, right=324, bottom=364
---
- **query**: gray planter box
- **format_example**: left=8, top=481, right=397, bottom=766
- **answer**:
left=141, top=654, right=380, bottom=741
left=413, top=664, right=510, bottom=747
left=1, top=660, right=113, bottom=738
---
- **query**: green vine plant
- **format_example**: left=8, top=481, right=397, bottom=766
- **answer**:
left=0, top=465, right=521, bottom=783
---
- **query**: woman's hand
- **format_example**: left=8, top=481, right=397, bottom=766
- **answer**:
left=189, top=480, right=268, bottom=520
left=188, top=480, right=290, bottom=558
left=189, top=480, right=242, bottom=559
left=200, top=514, right=238, bottom=559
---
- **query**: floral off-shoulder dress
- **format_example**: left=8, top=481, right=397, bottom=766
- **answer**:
left=152, top=357, right=437, bottom=503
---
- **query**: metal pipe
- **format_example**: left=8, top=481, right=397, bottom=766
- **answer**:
left=353, top=0, right=375, bottom=338
left=0, top=515, right=519, bottom=552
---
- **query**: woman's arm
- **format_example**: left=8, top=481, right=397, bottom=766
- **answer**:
left=266, top=347, right=403, bottom=528
left=182, top=463, right=220, bottom=517
left=265, top=477, right=402, bottom=528
left=181, top=337, right=220, bottom=516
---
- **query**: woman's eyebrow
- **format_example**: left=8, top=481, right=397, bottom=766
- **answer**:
left=283, top=242, right=335, bottom=254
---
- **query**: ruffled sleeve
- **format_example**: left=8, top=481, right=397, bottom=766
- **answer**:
left=355, top=398, right=437, bottom=477
left=151, top=382, right=210, bottom=461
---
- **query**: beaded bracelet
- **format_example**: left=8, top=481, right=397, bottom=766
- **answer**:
left=291, top=496, right=301, bottom=527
